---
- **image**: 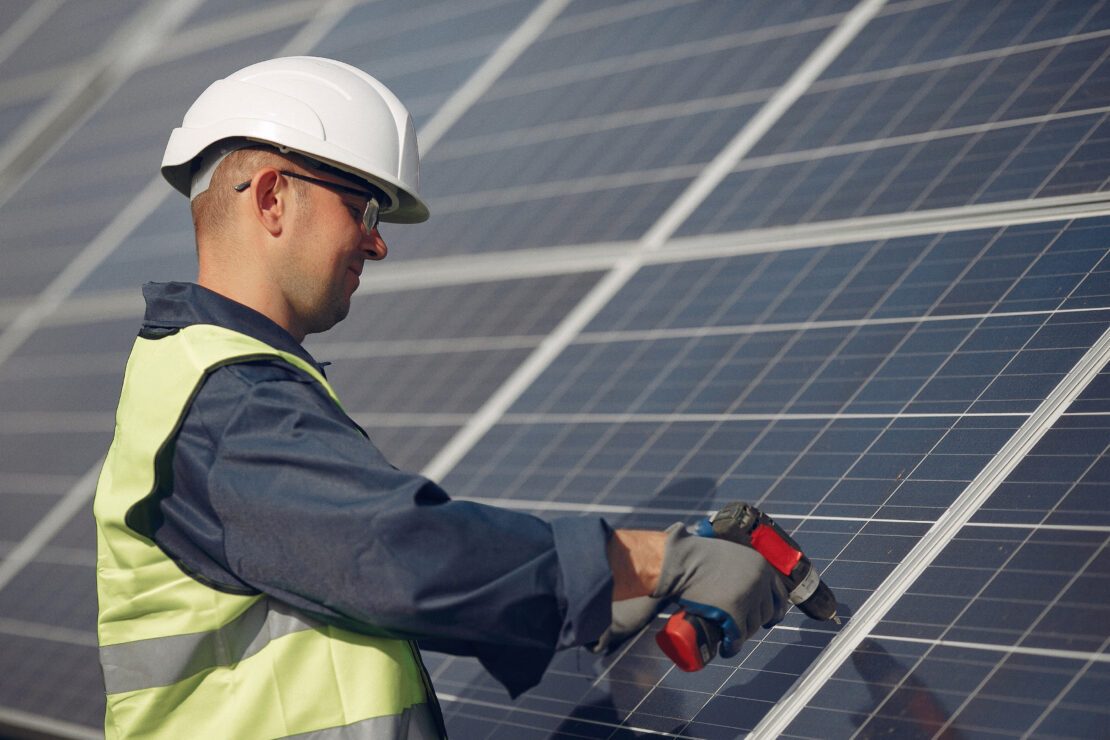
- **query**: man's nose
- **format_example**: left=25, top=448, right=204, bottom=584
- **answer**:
left=363, top=228, right=388, bottom=260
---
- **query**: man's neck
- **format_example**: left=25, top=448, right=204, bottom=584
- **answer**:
left=196, top=270, right=305, bottom=343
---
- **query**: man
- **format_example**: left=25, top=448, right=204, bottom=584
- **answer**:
left=94, top=57, right=786, bottom=739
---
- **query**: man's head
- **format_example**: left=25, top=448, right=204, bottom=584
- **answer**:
left=162, top=57, right=428, bottom=340
left=190, top=144, right=391, bottom=338
left=163, top=57, right=428, bottom=223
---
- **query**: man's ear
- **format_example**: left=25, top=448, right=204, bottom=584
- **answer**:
left=250, top=169, right=285, bottom=236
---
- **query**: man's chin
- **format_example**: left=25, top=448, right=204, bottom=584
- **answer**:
left=304, top=303, right=349, bottom=336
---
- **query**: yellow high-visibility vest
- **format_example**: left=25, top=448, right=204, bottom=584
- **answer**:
left=95, top=323, right=441, bottom=739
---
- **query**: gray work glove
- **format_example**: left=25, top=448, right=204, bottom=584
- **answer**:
left=653, top=522, right=788, bottom=657
left=591, top=595, right=664, bottom=654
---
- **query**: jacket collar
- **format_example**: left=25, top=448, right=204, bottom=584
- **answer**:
left=141, top=282, right=326, bottom=373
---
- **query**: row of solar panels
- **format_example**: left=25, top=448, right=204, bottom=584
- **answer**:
left=0, top=0, right=1107, bottom=737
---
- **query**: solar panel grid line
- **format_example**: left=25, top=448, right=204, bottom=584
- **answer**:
left=921, top=528, right=1109, bottom=738
left=493, top=413, right=1031, bottom=426
left=0, top=0, right=379, bottom=377
left=0, top=705, right=98, bottom=740
left=416, top=0, right=571, bottom=151
left=313, top=334, right=545, bottom=358
left=426, top=214, right=1110, bottom=736
left=0, top=0, right=60, bottom=72
left=577, top=226, right=998, bottom=525
left=0, top=0, right=204, bottom=209
left=726, top=105, right=1110, bottom=177
left=351, top=412, right=478, bottom=428
left=452, top=497, right=1110, bottom=539
left=560, top=311, right=1041, bottom=734
left=421, top=0, right=889, bottom=482
left=0, top=472, right=80, bottom=495
left=848, top=430, right=1110, bottom=732
left=2, top=0, right=523, bottom=384
left=1023, top=635, right=1110, bottom=738
left=433, top=163, right=703, bottom=214
left=21, top=194, right=1109, bottom=336
left=471, top=17, right=833, bottom=111
left=446, top=22, right=1110, bottom=166
left=749, top=326, right=1110, bottom=737
left=737, top=238, right=1110, bottom=727
left=138, top=0, right=322, bottom=68
left=533, top=253, right=776, bottom=421
left=845, top=7, right=1079, bottom=218
left=343, top=31, right=521, bottom=86
left=1, top=353, right=127, bottom=383
left=945, top=46, right=1110, bottom=214
left=382, top=193, right=1110, bottom=285
left=0, top=179, right=166, bottom=370
left=0, top=2, right=606, bottom=723
left=429, top=5, right=1105, bottom=173
left=0, top=542, right=91, bottom=569
left=593, top=253, right=894, bottom=511
left=0, top=63, right=75, bottom=113
left=652, top=0, right=890, bottom=252
left=0, top=616, right=95, bottom=648
left=430, top=92, right=770, bottom=164
left=338, top=0, right=531, bottom=42
left=482, top=0, right=947, bottom=104
left=4, top=0, right=1105, bottom=736
left=439, top=691, right=691, bottom=739
left=861, top=632, right=1110, bottom=664
left=0, top=412, right=111, bottom=435
left=662, top=194, right=1110, bottom=268
left=540, top=0, right=709, bottom=44
left=678, top=6, right=1110, bottom=235
left=500, top=410, right=1034, bottom=422
left=687, top=9, right=969, bottom=234
left=358, top=104, right=1110, bottom=215
left=0, top=461, right=98, bottom=595
left=806, top=25, right=1110, bottom=98
left=800, top=0, right=1107, bottom=139
left=574, top=305, right=1110, bottom=346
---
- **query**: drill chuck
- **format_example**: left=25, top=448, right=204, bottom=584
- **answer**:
left=726, top=503, right=838, bottom=622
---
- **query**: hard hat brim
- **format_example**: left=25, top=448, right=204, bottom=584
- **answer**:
left=162, top=126, right=430, bottom=224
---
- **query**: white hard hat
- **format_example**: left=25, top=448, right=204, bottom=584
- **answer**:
left=161, top=56, right=429, bottom=223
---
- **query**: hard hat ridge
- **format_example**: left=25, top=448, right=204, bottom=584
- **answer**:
left=162, top=56, right=429, bottom=223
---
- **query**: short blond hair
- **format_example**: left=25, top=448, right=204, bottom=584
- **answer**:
left=190, top=146, right=310, bottom=240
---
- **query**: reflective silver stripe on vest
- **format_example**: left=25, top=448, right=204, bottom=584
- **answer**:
left=283, top=703, right=442, bottom=739
left=100, top=597, right=319, bottom=694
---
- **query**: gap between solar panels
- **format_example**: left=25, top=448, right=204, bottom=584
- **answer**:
left=0, top=0, right=205, bottom=209
left=0, top=705, right=99, bottom=740
left=0, top=0, right=575, bottom=673
left=421, top=0, right=891, bottom=482
left=349, top=190, right=1110, bottom=298
left=0, top=1, right=61, bottom=71
left=749, top=325, right=1110, bottom=737
left=16, top=189, right=1110, bottom=334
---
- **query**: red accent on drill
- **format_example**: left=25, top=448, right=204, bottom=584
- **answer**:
left=656, top=502, right=839, bottom=672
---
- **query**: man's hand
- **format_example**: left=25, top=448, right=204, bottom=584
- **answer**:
left=591, top=595, right=663, bottom=654
left=652, top=522, right=787, bottom=656
left=604, top=524, right=787, bottom=657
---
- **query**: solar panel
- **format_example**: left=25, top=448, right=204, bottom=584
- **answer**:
left=0, top=1, right=1107, bottom=738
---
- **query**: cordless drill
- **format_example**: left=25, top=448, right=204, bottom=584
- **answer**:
left=655, top=502, right=839, bottom=672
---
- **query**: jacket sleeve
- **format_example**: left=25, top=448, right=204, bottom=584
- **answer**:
left=158, top=360, right=614, bottom=692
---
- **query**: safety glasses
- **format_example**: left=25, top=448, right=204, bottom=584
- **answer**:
left=233, top=170, right=381, bottom=234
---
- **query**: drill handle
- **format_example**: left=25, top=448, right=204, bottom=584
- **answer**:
left=656, top=609, right=722, bottom=672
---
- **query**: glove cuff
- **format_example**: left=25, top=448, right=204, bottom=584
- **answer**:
left=650, top=521, right=694, bottom=600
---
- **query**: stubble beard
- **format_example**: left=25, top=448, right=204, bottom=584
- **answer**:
left=301, top=283, right=350, bottom=336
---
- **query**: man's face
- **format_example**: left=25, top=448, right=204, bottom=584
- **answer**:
left=277, top=171, right=387, bottom=336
